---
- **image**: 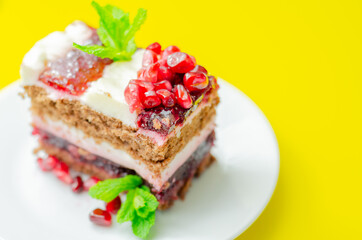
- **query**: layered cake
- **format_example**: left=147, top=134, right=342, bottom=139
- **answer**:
left=21, top=9, right=219, bottom=211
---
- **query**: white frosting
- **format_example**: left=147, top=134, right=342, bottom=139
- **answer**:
left=80, top=50, right=144, bottom=126
left=33, top=115, right=215, bottom=191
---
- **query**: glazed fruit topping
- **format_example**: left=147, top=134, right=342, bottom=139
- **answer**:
left=124, top=42, right=218, bottom=134
left=38, top=28, right=112, bottom=96
left=89, top=208, right=112, bottom=226
left=105, top=196, right=122, bottom=214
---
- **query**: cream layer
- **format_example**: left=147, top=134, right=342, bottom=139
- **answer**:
left=32, top=115, right=215, bottom=191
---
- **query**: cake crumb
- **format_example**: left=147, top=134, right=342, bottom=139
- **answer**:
left=161, top=118, right=170, bottom=127
left=153, top=118, right=162, bottom=129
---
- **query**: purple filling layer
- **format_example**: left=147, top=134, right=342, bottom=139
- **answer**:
left=36, top=128, right=215, bottom=203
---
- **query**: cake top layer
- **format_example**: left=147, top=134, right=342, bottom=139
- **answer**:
left=21, top=20, right=218, bottom=143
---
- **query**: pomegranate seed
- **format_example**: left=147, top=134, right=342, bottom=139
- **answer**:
left=37, top=155, right=59, bottom=171
left=142, top=90, right=161, bottom=108
left=183, top=72, right=209, bottom=92
left=53, top=162, right=74, bottom=184
left=71, top=176, right=84, bottom=193
left=143, top=62, right=160, bottom=82
left=153, top=80, right=172, bottom=91
left=37, top=158, right=46, bottom=171
left=142, top=50, right=158, bottom=67
left=124, top=83, right=143, bottom=113
left=167, top=52, right=196, bottom=73
left=174, top=85, right=193, bottom=109
left=159, top=57, right=168, bottom=67
left=130, top=80, right=155, bottom=92
left=89, top=208, right=112, bottom=227
left=137, top=68, right=146, bottom=79
left=190, top=65, right=208, bottom=75
left=105, top=196, right=122, bottom=214
left=156, top=89, right=176, bottom=107
left=146, top=42, right=162, bottom=54
left=31, top=128, right=40, bottom=136
left=209, top=75, right=219, bottom=89
left=157, top=66, right=175, bottom=81
left=161, top=45, right=180, bottom=60
left=84, top=176, right=100, bottom=191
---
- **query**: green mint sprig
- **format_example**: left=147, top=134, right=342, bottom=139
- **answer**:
left=73, top=1, right=147, bottom=61
left=89, top=175, right=159, bottom=239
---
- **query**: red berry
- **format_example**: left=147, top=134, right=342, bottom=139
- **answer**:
left=37, top=156, right=59, bottom=172
left=167, top=52, right=196, bottom=73
left=142, top=90, right=161, bottom=108
left=89, top=208, right=112, bottom=227
left=143, top=62, right=160, bottom=82
left=161, top=45, right=180, bottom=60
left=156, top=89, right=176, bottom=107
left=71, top=176, right=84, bottom=193
left=53, top=162, right=73, bottom=184
left=142, top=50, right=158, bottom=67
left=174, top=85, right=193, bottom=109
left=124, top=83, right=143, bottom=113
left=183, top=72, right=209, bottom=92
left=137, top=68, right=146, bottom=79
left=105, top=196, right=122, bottom=214
left=209, top=75, right=219, bottom=89
left=190, top=65, right=208, bottom=75
left=37, top=158, right=46, bottom=171
left=31, top=127, right=40, bottom=136
left=153, top=80, right=172, bottom=91
left=130, top=80, right=155, bottom=92
left=84, top=176, right=100, bottom=191
left=146, top=42, right=162, bottom=54
left=157, top=66, right=175, bottom=81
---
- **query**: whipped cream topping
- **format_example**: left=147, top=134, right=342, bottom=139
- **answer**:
left=33, top=115, right=215, bottom=191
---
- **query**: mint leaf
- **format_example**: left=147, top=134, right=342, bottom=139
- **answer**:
left=140, top=185, right=151, bottom=192
left=133, top=195, right=146, bottom=209
left=73, top=1, right=147, bottom=61
left=72, top=43, right=131, bottom=61
left=135, top=188, right=159, bottom=212
left=117, top=189, right=136, bottom=223
left=121, top=8, right=147, bottom=52
left=132, top=212, right=156, bottom=239
left=89, top=175, right=142, bottom=202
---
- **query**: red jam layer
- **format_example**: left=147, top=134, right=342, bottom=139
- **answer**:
left=35, top=128, right=215, bottom=203
left=38, top=28, right=112, bottom=96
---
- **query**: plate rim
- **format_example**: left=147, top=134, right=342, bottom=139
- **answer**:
left=217, top=80, right=280, bottom=239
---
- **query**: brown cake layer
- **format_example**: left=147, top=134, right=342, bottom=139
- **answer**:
left=25, top=85, right=219, bottom=164
left=38, top=134, right=215, bottom=210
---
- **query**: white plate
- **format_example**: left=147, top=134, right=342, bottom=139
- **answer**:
left=0, top=80, right=279, bottom=240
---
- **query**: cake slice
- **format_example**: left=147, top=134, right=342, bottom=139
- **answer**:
left=21, top=12, right=219, bottom=211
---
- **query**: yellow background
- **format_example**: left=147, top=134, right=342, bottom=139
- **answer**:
left=1, top=0, right=361, bottom=239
